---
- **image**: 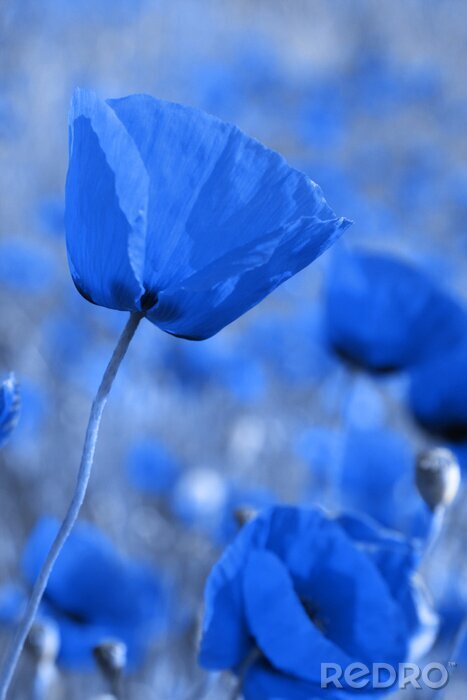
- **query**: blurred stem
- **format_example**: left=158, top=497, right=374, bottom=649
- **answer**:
left=0, top=312, right=143, bottom=700
left=437, top=617, right=467, bottom=700
left=109, top=669, right=124, bottom=700
left=421, top=505, right=446, bottom=566
left=229, top=648, right=261, bottom=700
left=31, top=661, right=56, bottom=700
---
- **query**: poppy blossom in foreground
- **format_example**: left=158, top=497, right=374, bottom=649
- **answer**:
left=65, top=89, right=350, bottom=340
left=199, top=506, right=437, bottom=699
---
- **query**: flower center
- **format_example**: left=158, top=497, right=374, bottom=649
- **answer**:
left=300, top=598, right=327, bottom=634
left=140, top=289, right=158, bottom=311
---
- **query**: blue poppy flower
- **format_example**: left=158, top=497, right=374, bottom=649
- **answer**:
left=199, top=506, right=437, bottom=699
left=65, top=88, right=350, bottom=340
left=125, top=438, right=182, bottom=495
left=0, top=374, right=20, bottom=449
left=0, top=518, right=168, bottom=669
left=409, top=340, right=467, bottom=438
left=325, top=249, right=466, bottom=371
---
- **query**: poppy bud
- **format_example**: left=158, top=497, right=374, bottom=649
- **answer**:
left=26, top=620, right=59, bottom=663
left=416, top=447, right=461, bottom=511
left=93, top=639, right=127, bottom=678
left=234, top=506, right=258, bottom=528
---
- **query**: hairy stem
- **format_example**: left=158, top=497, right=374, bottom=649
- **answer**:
left=0, top=312, right=143, bottom=699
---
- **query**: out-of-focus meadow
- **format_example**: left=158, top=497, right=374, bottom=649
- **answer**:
left=0, top=1, right=466, bottom=698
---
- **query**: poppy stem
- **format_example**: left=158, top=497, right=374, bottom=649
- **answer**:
left=229, top=647, right=262, bottom=700
left=421, top=505, right=446, bottom=565
left=0, top=311, right=143, bottom=700
left=436, top=617, right=467, bottom=700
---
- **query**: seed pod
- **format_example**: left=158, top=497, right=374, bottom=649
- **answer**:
left=93, top=639, right=127, bottom=678
left=234, top=506, right=258, bottom=528
left=416, top=447, right=461, bottom=511
left=26, top=620, right=60, bottom=663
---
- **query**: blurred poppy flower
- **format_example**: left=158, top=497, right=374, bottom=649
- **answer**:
left=0, top=518, right=168, bottom=669
left=325, top=249, right=466, bottom=371
left=65, top=88, right=350, bottom=340
left=0, top=374, right=20, bottom=449
left=409, top=340, right=467, bottom=439
left=199, top=506, right=437, bottom=699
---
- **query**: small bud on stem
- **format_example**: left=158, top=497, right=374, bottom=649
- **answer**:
left=93, top=639, right=127, bottom=700
left=234, top=507, right=258, bottom=529
left=416, top=447, right=461, bottom=511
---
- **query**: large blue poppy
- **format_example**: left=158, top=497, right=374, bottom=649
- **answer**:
left=199, top=506, right=437, bottom=700
left=0, top=518, right=168, bottom=669
left=65, top=89, right=350, bottom=340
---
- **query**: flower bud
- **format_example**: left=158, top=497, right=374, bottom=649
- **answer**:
left=26, top=620, right=60, bottom=663
left=93, top=639, right=127, bottom=678
left=416, top=447, right=461, bottom=511
left=234, top=506, right=258, bottom=528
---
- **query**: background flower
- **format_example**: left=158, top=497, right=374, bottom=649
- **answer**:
left=325, top=248, right=466, bottom=371
left=0, top=518, right=169, bottom=669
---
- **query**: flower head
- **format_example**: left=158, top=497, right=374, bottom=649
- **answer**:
left=0, top=518, right=168, bottom=669
left=65, top=89, right=350, bottom=340
left=199, top=506, right=437, bottom=699
left=325, top=249, right=466, bottom=371
left=416, top=447, right=461, bottom=510
left=409, top=340, right=467, bottom=438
